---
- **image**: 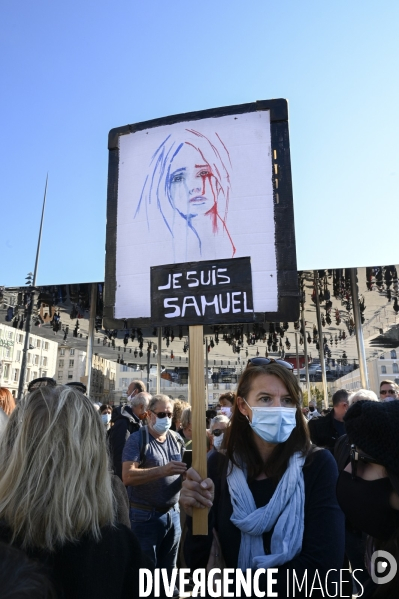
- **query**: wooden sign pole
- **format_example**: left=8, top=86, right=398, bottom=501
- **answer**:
left=189, top=325, right=208, bottom=535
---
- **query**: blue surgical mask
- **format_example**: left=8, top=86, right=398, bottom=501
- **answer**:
left=152, top=416, right=172, bottom=435
left=243, top=400, right=297, bottom=444
left=101, top=413, right=111, bottom=425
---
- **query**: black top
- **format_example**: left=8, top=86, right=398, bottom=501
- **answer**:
left=186, top=448, right=345, bottom=598
left=108, top=405, right=141, bottom=479
left=308, top=409, right=344, bottom=451
left=0, top=522, right=153, bottom=599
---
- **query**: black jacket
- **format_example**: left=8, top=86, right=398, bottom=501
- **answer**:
left=108, top=406, right=141, bottom=479
left=0, top=522, right=154, bottom=599
left=333, top=433, right=351, bottom=471
left=307, top=409, right=343, bottom=451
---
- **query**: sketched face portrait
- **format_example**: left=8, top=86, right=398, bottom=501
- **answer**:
left=134, top=128, right=235, bottom=263
left=168, top=144, right=215, bottom=218
left=115, top=110, right=278, bottom=319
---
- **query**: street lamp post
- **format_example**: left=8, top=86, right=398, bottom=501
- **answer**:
left=18, top=175, right=48, bottom=399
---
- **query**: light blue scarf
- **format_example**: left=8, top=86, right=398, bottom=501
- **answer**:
left=226, top=451, right=306, bottom=570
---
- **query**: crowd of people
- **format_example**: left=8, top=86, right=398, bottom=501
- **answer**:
left=0, top=366, right=398, bottom=598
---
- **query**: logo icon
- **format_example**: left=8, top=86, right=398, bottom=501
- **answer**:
left=371, top=550, right=397, bottom=585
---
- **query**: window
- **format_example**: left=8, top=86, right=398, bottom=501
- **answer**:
left=16, top=350, right=21, bottom=362
left=36, top=339, right=41, bottom=349
left=3, top=364, right=10, bottom=379
left=68, top=372, right=73, bottom=380
left=381, top=365, right=387, bottom=374
left=42, top=356, right=48, bottom=367
left=60, top=348, right=65, bottom=356
left=391, top=350, right=397, bottom=360
left=27, top=354, right=32, bottom=364
left=7, top=330, right=13, bottom=340
left=58, top=359, right=64, bottom=368
left=33, top=371, right=38, bottom=380
left=33, top=355, right=39, bottom=366
left=26, top=369, right=30, bottom=382
left=4, top=348, right=11, bottom=359
left=18, top=334, right=23, bottom=344
left=13, top=369, right=19, bottom=383
left=44, top=342, right=49, bottom=351
left=58, top=371, right=63, bottom=380
left=42, top=371, right=47, bottom=378
left=70, top=348, right=75, bottom=356
left=393, top=363, right=399, bottom=374
left=69, top=360, right=74, bottom=368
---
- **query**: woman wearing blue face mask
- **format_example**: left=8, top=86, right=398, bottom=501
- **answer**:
left=180, top=361, right=345, bottom=598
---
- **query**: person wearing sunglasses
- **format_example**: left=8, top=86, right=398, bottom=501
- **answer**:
left=379, top=379, right=399, bottom=402
left=336, top=399, right=399, bottom=598
left=180, top=359, right=345, bottom=597
left=122, top=394, right=187, bottom=598
left=209, top=414, right=230, bottom=454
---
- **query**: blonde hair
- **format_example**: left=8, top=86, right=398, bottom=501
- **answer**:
left=172, top=399, right=189, bottom=424
left=181, top=406, right=192, bottom=429
left=0, top=387, right=16, bottom=416
left=0, top=385, right=115, bottom=551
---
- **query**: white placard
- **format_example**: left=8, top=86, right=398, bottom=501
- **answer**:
left=115, top=110, right=277, bottom=318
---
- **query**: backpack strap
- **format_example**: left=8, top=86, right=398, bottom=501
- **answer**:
left=138, top=425, right=150, bottom=468
left=168, top=429, right=185, bottom=458
left=138, top=426, right=185, bottom=468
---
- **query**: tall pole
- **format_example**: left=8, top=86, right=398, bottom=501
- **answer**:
left=350, top=268, right=369, bottom=389
left=18, top=174, right=48, bottom=399
left=85, top=283, right=97, bottom=398
left=205, top=336, right=209, bottom=408
left=146, top=344, right=151, bottom=392
left=295, top=333, right=300, bottom=385
left=314, top=271, right=328, bottom=409
left=301, top=304, right=311, bottom=403
left=157, top=328, right=162, bottom=394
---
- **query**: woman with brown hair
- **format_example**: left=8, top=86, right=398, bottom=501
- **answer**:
left=0, top=388, right=15, bottom=416
left=180, top=359, right=345, bottom=597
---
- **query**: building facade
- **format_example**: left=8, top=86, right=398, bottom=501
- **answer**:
left=329, top=350, right=399, bottom=395
left=0, top=323, right=58, bottom=396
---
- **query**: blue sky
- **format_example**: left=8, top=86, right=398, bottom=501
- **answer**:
left=1, top=0, right=398, bottom=286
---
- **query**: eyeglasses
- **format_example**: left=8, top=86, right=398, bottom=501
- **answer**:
left=66, top=382, right=87, bottom=394
left=247, top=357, right=294, bottom=371
left=27, top=378, right=87, bottom=394
left=212, top=429, right=224, bottom=437
left=28, top=377, right=57, bottom=391
left=380, top=389, right=397, bottom=395
left=151, top=410, right=173, bottom=419
left=350, top=444, right=380, bottom=479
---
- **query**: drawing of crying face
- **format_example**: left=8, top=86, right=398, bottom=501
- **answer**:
left=168, top=144, right=217, bottom=218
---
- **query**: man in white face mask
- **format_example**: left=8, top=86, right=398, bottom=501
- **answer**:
left=122, top=395, right=187, bottom=598
left=209, top=414, right=230, bottom=454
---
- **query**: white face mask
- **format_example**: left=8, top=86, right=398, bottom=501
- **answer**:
left=101, top=413, right=111, bottom=425
left=220, top=407, right=231, bottom=417
left=213, top=433, right=224, bottom=450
